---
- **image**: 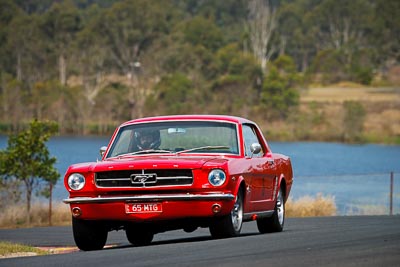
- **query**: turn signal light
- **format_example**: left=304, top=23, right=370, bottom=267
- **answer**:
left=212, top=204, right=222, bottom=214
left=72, top=207, right=82, bottom=218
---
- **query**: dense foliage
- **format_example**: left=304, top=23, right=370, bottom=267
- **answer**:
left=0, top=0, right=398, bottom=135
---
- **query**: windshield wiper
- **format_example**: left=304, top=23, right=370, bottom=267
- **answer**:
left=176, top=146, right=230, bottom=155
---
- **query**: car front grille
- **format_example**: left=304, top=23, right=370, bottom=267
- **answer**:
left=95, top=169, right=193, bottom=188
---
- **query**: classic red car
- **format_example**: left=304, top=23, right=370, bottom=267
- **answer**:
left=64, top=115, right=293, bottom=251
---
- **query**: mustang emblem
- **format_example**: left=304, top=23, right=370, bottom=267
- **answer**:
left=130, top=173, right=157, bottom=186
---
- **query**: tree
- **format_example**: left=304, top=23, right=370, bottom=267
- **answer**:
left=276, top=0, right=317, bottom=72
left=309, top=0, right=373, bottom=67
left=145, top=73, right=194, bottom=115
left=41, top=0, right=82, bottom=85
left=0, top=150, right=21, bottom=211
left=211, top=44, right=262, bottom=115
left=247, top=0, right=277, bottom=74
left=73, top=6, right=109, bottom=105
left=0, top=0, right=22, bottom=75
left=260, top=55, right=300, bottom=119
left=342, top=101, right=365, bottom=142
left=372, top=0, right=400, bottom=68
left=95, top=0, right=176, bottom=118
left=0, top=120, right=59, bottom=225
left=183, top=16, right=224, bottom=52
left=0, top=72, right=31, bottom=132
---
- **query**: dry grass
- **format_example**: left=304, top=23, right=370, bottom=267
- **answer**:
left=0, top=202, right=71, bottom=229
left=294, top=85, right=400, bottom=143
left=286, top=194, right=337, bottom=217
left=301, top=86, right=400, bottom=103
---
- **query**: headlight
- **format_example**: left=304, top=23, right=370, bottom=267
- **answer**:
left=208, top=169, right=226, bottom=186
left=67, top=173, right=85, bottom=190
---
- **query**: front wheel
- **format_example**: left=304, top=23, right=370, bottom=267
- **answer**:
left=209, top=189, right=244, bottom=239
left=72, top=217, right=108, bottom=251
left=257, top=187, right=285, bottom=233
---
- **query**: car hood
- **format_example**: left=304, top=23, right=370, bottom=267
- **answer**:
left=66, top=155, right=230, bottom=173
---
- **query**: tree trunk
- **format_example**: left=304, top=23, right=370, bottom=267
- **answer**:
left=59, top=54, right=67, bottom=86
left=26, top=186, right=32, bottom=225
left=48, top=183, right=53, bottom=226
left=247, top=0, right=276, bottom=74
left=17, top=52, right=22, bottom=82
left=301, top=52, right=309, bottom=73
left=279, top=36, right=287, bottom=56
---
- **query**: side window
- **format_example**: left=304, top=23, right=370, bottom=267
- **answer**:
left=242, top=124, right=264, bottom=157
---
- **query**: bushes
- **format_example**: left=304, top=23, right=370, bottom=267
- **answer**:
left=260, top=55, right=300, bottom=120
left=342, top=101, right=366, bottom=142
left=309, top=49, right=374, bottom=85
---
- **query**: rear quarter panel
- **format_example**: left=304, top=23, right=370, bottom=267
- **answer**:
left=273, top=153, right=293, bottom=202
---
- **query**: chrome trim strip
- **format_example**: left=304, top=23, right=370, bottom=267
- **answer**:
left=95, top=184, right=193, bottom=189
left=156, top=176, right=192, bottom=180
left=96, top=176, right=192, bottom=182
left=63, top=193, right=235, bottom=204
left=96, top=178, right=131, bottom=181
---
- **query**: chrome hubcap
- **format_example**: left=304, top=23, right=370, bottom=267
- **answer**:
left=231, top=193, right=243, bottom=231
left=276, top=189, right=284, bottom=226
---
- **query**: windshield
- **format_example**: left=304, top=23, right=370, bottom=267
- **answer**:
left=106, top=121, right=239, bottom=158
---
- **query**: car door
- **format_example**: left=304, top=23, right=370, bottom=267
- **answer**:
left=242, top=124, right=276, bottom=212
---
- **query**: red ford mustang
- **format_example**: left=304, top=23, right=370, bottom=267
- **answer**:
left=64, top=115, right=293, bottom=250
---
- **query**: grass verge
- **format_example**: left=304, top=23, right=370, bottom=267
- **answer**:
left=0, top=202, right=71, bottom=229
left=0, top=241, right=49, bottom=259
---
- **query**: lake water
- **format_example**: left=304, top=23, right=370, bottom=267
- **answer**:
left=1, top=136, right=399, bottom=215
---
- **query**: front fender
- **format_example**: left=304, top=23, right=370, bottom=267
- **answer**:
left=232, top=175, right=246, bottom=196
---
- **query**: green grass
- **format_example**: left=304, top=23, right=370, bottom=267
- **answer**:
left=0, top=241, right=49, bottom=258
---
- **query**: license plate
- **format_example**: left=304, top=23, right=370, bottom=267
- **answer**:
left=125, top=203, right=162, bottom=214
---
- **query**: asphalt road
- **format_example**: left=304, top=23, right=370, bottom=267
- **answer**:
left=1, top=216, right=399, bottom=267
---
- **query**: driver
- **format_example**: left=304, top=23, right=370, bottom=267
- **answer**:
left=134, top=129, right=161, bottom=150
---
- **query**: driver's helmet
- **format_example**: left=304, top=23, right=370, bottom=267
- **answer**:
left=134, top=129, right=161, bottom=150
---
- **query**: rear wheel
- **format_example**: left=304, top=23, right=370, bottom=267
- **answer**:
left=210, top=189, right=243, bottom=238
left=72, top=217, right=108, bottom=251
left=257, top=187, right=285, bottom=233
left=126, top=225, right=154, bottom=246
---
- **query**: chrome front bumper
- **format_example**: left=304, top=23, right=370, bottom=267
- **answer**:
left=63, top=193, right=235, bottom=204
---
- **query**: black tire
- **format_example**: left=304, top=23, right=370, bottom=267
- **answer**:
left=126, top=225, right=154, bottom=246
left=209, top=189, right=244, bottom=239
left=72, top=217, right=108, bottom=251
left=257, top=187, right=285, bottom=233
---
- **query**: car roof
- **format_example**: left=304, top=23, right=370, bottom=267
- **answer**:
left=120, top=115, right=255, bottom=126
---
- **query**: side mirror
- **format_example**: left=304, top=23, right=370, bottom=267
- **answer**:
left=250, top=143, right=261, bottom=157
left=100, top=146, right=107, bottom=158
